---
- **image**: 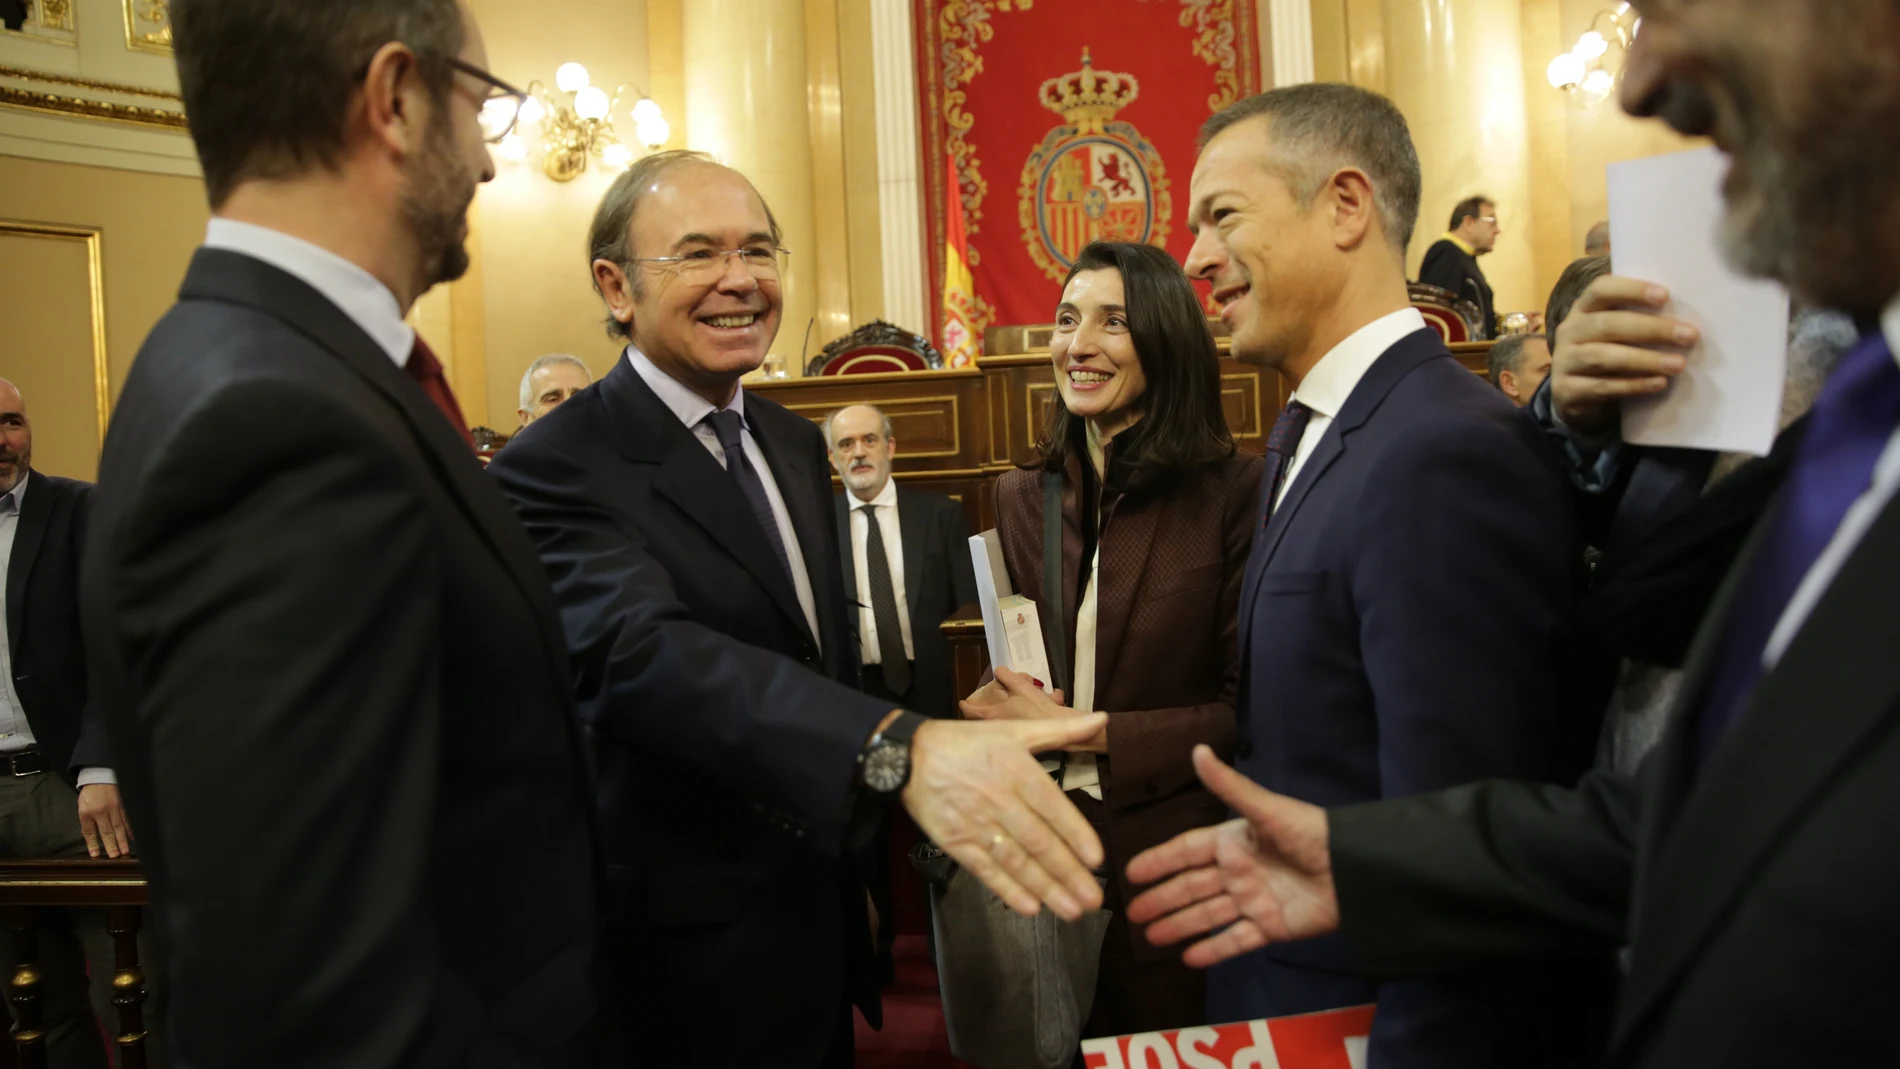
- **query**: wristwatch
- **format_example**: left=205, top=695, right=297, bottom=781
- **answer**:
left=859, top=711, right=926, bottom=794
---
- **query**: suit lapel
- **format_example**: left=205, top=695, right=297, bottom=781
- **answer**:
left=896, top=486, right=927, bottom=615
left=178, top=250, right=575, bottom=710
left=1612, top=490, right=1900, bottom=1055
left=836, top=494, right=858, bottom=609
left=5, top=470, right=53, bottom=658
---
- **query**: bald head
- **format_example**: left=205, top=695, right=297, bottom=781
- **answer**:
left=0, top=378, right=30, bottom=494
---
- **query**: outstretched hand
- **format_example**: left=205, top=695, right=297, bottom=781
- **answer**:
left=1125, top=745, right=1339, bottom=967
left=1551, top=274, right=1699, bottom=435
left=903, top=714, right=1108, bottom=921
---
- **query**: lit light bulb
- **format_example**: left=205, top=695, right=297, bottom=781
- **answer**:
left=519, top=96, right=544, bottom=126
left=1582, top=68, right=1616, bottom=95
left=1547, top=52, right=1585, bottom=90
left=497, top=133, right=527, bottom=162
left=555, top=63, right=590, bottom=94
left=602, top=143, right=634, bottom=169
left=631, top=97, right=662, bottom=123
left=1574, top=30, right=1608, bottom=59
left=574, top=86, right=609, bottom=121
left=637, top=115, right=671, bottom=149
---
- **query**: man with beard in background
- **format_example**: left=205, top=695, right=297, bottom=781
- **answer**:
left=80, top=1, right=601, bottom=1065
left=1127, top=2, right=1900, bottom=1066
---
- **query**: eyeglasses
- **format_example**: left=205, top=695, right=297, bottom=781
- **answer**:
left=438, top=56, right=531, bottom=143
left=630, top=246, right=790, bottom=281
left=1477, top=215, right=1500, bottom=225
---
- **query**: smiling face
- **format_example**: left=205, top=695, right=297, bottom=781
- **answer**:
left=599, top=162, right=784, bottom=404
left=1183, top=115, right=1342, bottom=373
left=1621, top=0, right=1900, bottom=313
left=1051, top=268, right=1150, bottom=439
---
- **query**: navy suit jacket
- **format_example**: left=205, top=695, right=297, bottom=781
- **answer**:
left=488, top=357, right=894, bottom=1068
left=1211, top=327, right=1611, bottom=1066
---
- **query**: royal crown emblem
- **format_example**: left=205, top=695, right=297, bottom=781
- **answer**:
left=1018, top=49, right=1172, bottom=283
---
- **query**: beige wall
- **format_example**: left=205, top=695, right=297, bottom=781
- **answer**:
left=0, top=155, right=208, bottom=481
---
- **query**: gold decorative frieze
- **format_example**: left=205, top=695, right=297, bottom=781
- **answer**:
left=123, top=0, right=172, bottom=54
left=1, top=0, right=78, bottom=46
left=36, top=0, right=75, bottom=31
left=0, top=63, right=180, bottom=100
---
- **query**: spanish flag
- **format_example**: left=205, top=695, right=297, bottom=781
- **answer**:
left=940, top=152, right=982, bottom=369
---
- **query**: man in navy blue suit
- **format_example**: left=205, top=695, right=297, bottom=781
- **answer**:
left=1166, top=84, right=1605, bottom=1065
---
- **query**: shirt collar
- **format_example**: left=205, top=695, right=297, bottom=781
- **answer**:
left=1290, top=307, right=1429, bottom=420
left=1882, top=289, right=1900, bottom=367
left=851, top=477, right=898, bottom=511
left=1443, top=232, right=1476, bottom=257
left=0, top=469, right=27, bottom=512
left=624, top=344, right=746, bottom=430
left=203, top=219, right=415, bottom=367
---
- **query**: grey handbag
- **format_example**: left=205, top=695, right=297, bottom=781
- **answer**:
left=913, top=843, right=1112, bottom=1069
left=907, top=470, right=1110, bottom=1069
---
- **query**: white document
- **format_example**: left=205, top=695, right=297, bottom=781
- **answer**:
left=996, top=595, right=1053, bottom=686
left=969, top=530, right=1014, bottom=672
left=1608, top=146, right=1789, bottom=455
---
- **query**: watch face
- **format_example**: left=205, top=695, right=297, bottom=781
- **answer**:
left=864, top=743, right=909, bottom=793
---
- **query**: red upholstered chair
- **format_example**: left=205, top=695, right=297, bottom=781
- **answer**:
left=806, top=320, right=946, bottom=376
left=1407, top=282, right=1483, bottom=344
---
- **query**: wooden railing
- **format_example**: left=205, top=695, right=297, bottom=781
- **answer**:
left=0, top=860, right=149, bottom=1069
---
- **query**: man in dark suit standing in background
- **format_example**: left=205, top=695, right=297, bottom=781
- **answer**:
left=1170, top=85, right=1598, bottom=1066
left=0, top=378, right=151, bottom=1068
left=825, top=401, right=977, bottom=984
left=489, top=150, right=1106, bottom=1069
left=81, top=2, right=602, bottom=1065
left=826, top=403, right=977, bottom=718
left=1129, top=3, right=1900, bottom=1065
left=1417, top=195, right=1499, bottom=339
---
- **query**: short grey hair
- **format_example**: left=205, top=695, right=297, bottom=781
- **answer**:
left=1487, top=333, right=1544, bottom=386
left=518, top=354, right=592, bottom=410
left=586, top=149, right=784, bottom=340
left=822, top=404, right=893, bottom=448
left=1584, top=220, right=1611, bottom=256
left=1200, top=83, right=1422, bottom=253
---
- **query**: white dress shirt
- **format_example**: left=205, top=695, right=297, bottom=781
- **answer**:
left=203, top=218, right=415, bottom=366
left=625, top=345, right=822, bottom=647
left=1276, top=307, right=1429, bottom=507
left=1762, top=292, right=1900, bottom=670
left=0, top=472, right=38, bottom=754
left=847, top=478, right=915, bottom=664
left=0, top=474, right=113, bottom=785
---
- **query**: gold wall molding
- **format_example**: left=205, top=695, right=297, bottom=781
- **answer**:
left=0, top=0, right=75, bottom=46
left=0, top=83, right=186, bottom=129
left=0, top=63, right=181, bottom=99
left=0, top=219, right=111, bottom=444
left=123, top=0, right=173, bottom=54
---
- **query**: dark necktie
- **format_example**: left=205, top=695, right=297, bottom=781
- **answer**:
left=0, top=489, right=14, bottom=515
left=1695, top=332, right=1900, bottom=763
left=406, top=336, right=476, bottom=452
left=859, top=505, right=911, bottom=695
left=705, top=409, right=795, bottom=586
left=1261, top=399, right=1314, bottom=526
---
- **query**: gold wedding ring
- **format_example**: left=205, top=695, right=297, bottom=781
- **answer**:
left=991, top=834, right=1006, bottom=849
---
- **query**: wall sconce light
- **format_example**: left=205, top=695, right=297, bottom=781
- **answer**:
left=493, top=62, right=672, bottom=182
left=1547, top=3, right=1637, bottom=107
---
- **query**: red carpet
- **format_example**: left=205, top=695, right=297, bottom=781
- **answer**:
left=854, top=934, right=969, bottom=1069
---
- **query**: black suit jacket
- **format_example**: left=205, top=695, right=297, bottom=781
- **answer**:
left=81, top=248, right=600, bottom=1069
left=488, top=357, right=896, bottom=1068
left=1329, top=474, right=1900, bottom=1066
left=1418, top=238, right=1496, bottom=339
left=7, top=470, right=98, bottom=782
left=835, top=485, right=977, bottom=717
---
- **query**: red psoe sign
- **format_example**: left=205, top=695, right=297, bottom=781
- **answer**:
left=1080, top=1004, right=1374, bottom=1069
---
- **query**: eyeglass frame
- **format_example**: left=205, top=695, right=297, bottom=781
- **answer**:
left=626, top=245, right=792, bottom=280
left=437, top=55, right=530, bottom=143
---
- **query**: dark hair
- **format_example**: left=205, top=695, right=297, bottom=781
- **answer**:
left=1201, top=83, right=1422, bottom=252
left=173, top=0, right=464, bottom=208
left=1545, top=255, right=1613, bottom=336
left=587, top=150, right=784, bottom=339
left=1487, top=333, right=1545, bottom=385
left=1448, top=196, right=1493, bottom=231
left=1036, top=242, right=1234, bottom=493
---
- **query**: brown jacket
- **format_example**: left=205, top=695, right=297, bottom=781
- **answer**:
left=995, top=446, right=1262, bottom=957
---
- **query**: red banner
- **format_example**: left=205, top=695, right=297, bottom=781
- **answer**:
left=1081, top=1005, right=1375, bottom=1069
left=916, top=0, right=1261, bottom=341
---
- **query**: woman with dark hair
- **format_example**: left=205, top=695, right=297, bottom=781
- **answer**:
left=964, top=240, right=1263, bottom=1037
